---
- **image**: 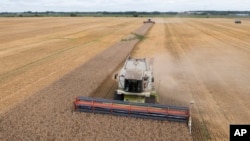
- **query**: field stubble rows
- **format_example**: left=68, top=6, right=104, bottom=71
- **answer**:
left=0, top=18, right=192, bottom=141
left=132, top=18, right=250, bottom=141
left=1, top=17, right=250, bottom=141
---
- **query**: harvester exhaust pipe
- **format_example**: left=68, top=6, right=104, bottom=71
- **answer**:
left=188, top=101, right=194, bottom=135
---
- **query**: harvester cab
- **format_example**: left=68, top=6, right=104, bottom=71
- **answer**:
left=114, top=57, right=157, bottom=103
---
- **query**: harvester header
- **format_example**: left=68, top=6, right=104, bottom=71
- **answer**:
left=74, top=96, right=190, bottom=122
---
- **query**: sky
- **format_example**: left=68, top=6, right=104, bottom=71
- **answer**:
left=0, top=0, right=250, bottom=12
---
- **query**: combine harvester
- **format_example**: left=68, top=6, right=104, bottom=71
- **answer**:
left=235, top=19, right=242, bottom=24
left=74, top=57, right=194, bottom=134
left=143, top=18, right=155, bottom=24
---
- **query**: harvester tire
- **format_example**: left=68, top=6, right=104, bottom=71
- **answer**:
left=114, top=93, right=123, bottom=101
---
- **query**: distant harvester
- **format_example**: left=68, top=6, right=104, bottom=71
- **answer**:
left=143, top=19, right=155, bottom=24
left=235, top=19, right=241, bottom=24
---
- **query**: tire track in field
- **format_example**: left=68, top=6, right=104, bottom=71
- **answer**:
left=184, top=21, right=250, bottom=72
left=188, top=20, right=250, bottom=124
left=164, top=21, right=211, bottom=141
left=164, top=23, right=180, bottom=60
left=173, top=19, right=250, bottom=140
left=196, top=20, right=250, bottom=39
left=171, top=20, right=235, bottom=141
left=186, top=21, right=250, bottom=53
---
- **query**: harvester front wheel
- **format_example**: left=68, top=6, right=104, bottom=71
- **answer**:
left=114, top=93, right=124, bottom=101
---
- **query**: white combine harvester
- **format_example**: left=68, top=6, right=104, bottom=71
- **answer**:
left=74, top=56, right=193, bottom=134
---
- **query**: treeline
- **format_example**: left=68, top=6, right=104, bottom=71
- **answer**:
left=0, top=11, right=249, bottom=17
left=189, top=11, right=250, bottom=15
left=0, top=11, right=178, bottom=17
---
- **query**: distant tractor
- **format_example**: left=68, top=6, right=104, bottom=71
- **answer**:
left=143, top=18, right=155, bottom=24
left=235, top=19, right=241, bottom=24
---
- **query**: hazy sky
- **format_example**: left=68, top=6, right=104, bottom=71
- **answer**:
left=1, top=0, right=250, bottom=12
